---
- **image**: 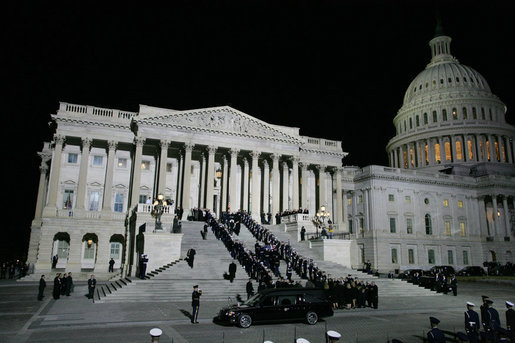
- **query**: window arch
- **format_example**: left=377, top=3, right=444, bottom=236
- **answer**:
left=456, top=140, right=463, bottom=160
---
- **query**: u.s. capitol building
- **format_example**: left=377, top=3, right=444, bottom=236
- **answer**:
left=27, top=26, right=514, bottom=278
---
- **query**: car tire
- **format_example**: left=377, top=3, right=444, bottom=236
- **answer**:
left=238, top=314, right=252, bottom=328
left=306, top=311, right=318, bottom=325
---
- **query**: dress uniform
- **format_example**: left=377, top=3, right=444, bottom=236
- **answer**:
left=456, top=332, right=469, bottom=342
left=464, top=302, right=479, bottom=343
left=191, top=285, right=202, bottom=324
left=326, top=330, right=341, bottom=343
left=501, top=301, right=514, bottom=341
left=480, top=295, right=489, bottom=331
left=427, top=317, right=446, bottom=343
left=484, top=299, right=500, bottom=342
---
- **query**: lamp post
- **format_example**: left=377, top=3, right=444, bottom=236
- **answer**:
left=316, top=205, right=330, bottom=239
left=151, top=193, right=167, bottom=232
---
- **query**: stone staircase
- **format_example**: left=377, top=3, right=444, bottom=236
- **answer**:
left=236, top=221, right=441, bottom=298
left=96, top=219, right=439, bottom=303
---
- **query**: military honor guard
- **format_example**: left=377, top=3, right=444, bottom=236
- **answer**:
left=427, top=316, right=446, bottom=343
left=191, top=285, right=202, bottom=324
left=464, top=302, right=479, bottom=343
left=483, top=299, right=500, bottom=342
left=326, top=330, right=341, bottom=343
left=37, top=275, right=46, bottom=301
left=456, top=332, right=469, bottom=342
left=480, top=295, right=490, bottom=332
left=498, top=301, right=515, bottom=341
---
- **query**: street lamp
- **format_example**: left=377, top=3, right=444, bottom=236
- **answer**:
left=315, top=205, right=330, bottom=239
left=151, top=193, right=167, bottom=232
left=215, top=168, right=222, bottom=180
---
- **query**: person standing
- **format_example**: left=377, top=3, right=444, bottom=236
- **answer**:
left=505, top=301, right=515, bottom=342
left=464, top=302, right=479, bottom=343
left=484, top=299, right=500, bottom=342
left=228, top=261, right=237, bottom=283
left=186, top=248, right=196, bottom=268
left=370, top=281, right=379, bottom=309
left=38, top=275, right=46, bottom=301
left=450, top=275, right=458, bottom=296
left=300, top=227, right=306, bottom=241
left=87, top=274, right=96, bottom=300
left=246, top=278, right=254, bottom=300
left=191, top=285, right=202, bottom=324
left=427, top=317, right=446, bottom=343
left=108, top=258, right=115, bottom=273
left=52, top=273, right=61, bottom=300
left=65, top=272, right=73, bottom=296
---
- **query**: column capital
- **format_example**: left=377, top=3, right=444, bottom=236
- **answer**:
left=134, top=136, right=146, bottom=147
left=81, top=137, right=93, bottom=148
left=250, top=150, right=261, bottom=159
left=316, top=164, right=327, bottom=172
left=207, top=145, right=218, bottom=154
left=298, top=162, right=309, bottom=170
left=230, top=148, right=240, bottom=156
left=160, top=140, right=170, bottom=149
left=184, top=142, right=195, bottom=152
left=290, top=156, right=300, bottom=164
left=53, top=134, right=66, bottom=146
left=107, top=140, right=118, bottom=151
left=271, top=153, right=281, bottom=161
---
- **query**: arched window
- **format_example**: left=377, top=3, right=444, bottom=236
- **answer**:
left=432, top=111, right=437, bottom=122
left=452, top=108, right=458, bottom=120
left=467, top=140, right=474, bottom=160
left=472, top=107, right=477, bottom=119
left=445, top=141, right=452, bottom=161
left=462, top=107, right=467, bottom=120
left=442, top=109, right=447, bottom=121
left=425, top=214, right=432, bottom=235
left=435, top=143, right=441, bottom=163
left=423, top=113, right=428, bottom=125
left=456, top=141, right=463, bottom=160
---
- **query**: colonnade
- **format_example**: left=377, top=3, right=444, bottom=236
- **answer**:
left=389, top=133, right=514, bottom=169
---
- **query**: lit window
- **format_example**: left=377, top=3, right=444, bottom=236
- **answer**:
left=452, top=108, right=458, bottom=120
left=63, top=190, right=74, bottom=209
left=445, top=221, right=451, bottom=236
left=348, top=198, right=352, bottom=206
left=435, top=144, right=441, bottom=163
left=443, top=199, right=449, bottom=207
left=141, top=161, right=150, bottom=170
left=458, top=201, right=463, bottom=208
left=410, top=148, right=415, bottom=166
left=425, top=145, right=429, bottom=164
left=460, top=222, right=466, bottom=236
left=456, top=141, right=463, bottom=160
left=495, top=142, right=500, bottom=161
left=403, top=150, right=408, bottom=168
left=118, top=158, right=127, bottom=168
left=467, top=140, right=474, bottom=160
left=445, top=142, right=452, bottom=160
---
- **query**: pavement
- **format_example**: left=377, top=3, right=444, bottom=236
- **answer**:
left=1, top=278, right=514, bottom=343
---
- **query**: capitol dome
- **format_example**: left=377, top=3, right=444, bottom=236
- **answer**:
left=386, top=26, right=515, bottom=175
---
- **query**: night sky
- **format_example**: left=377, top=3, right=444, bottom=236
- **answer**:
left=3, top=1, right=514, bottom=259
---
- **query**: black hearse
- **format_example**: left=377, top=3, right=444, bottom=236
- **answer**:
left=216, top=288, right=333, bottom=328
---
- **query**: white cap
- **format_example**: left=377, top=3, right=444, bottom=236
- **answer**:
left=296, top=339, right=310, bottom=343
left=506, top=301, right=514, bottom=307
left=263, top=341, right=274, bottom=343
left=149, top=328, right=162, bottom=337
left=467, top=301, right=475, bottom=306
left=327, top=330, right=342, bottom=339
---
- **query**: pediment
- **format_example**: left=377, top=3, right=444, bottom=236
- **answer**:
left=136, top=105, right=302, bottom=144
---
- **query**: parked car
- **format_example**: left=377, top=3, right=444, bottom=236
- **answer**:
left=398, top=269, right=424, bottom=281
left=427, top=265, right=456, bottom=276
left=215, top=288, right=333, bottom=328
left=457, top=266, right=487, bottom=276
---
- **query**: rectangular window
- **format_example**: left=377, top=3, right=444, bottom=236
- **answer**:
left=428, top=249, right=435, bottom=264
left=358, top=195, right=363, bottom=203
left=460, top=222, right=466, bottom=236
left=348, top=197, right=352, bottom=206
left=359, top=218, right=364, bottom=233
left=467, top=140, right=474, bottom=160
left=445, top=142, right=452, bottom=160
left=118, top=158, right=127, bottom=168
left=463, top=250, right=469, bottom=265
left=141, top=161, right=150, bottom=170
left=110, top=242, right=121, bottom=259
left=114, top=193, right=124, bottom=213
left=348, top=220, right=353, bottom=234
left=406, top=218, right=413, bottom=234
left=405, top=196, right=411, bottom=203
left=390, top=218, right=396, bottom=233
left=84, top=245, right=95, bottom=259
left=458, top=200, right=463, bottom=208
left=408, top=249, right=415, bottom=264
left=68, top=153, right=78, bottom=164
left=448, top=250, right=454, bottom=264
left=63, top=190, right=74, bottom=209
left=139, top=195, right=148, bottom=204
left=93, top=155, right=103, bottom=166
left=388, top=194, right=395, bottom=202
left=443, top=199, right=449, bottom=207
left=445, top=221, right=451, bottom=236
left=435, top=144, right=441, bottom=162
left=391, top=248, right=398, bottom=264
left=89, top=191, right=100, bottom=211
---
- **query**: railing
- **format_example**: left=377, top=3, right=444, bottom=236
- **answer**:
left=303, top=136, right=342, bottom=151
left=281, top=213, right=311, bottom=224
left=59, top=102, right=137, bottom=123
left=306, top=232, right=351, bottom=240
left=137, top=203, right=174, bottom=214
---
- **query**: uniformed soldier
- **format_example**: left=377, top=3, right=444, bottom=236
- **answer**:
left=464, top=302, right=479, bottom=343
left=326, top=330, right=341, bottom=343
left=484, top=299, right=500, bottom=342
left=499, top=301, right=514, bottom=342
left=296, top=339, right=310, bottom=343
left=480, top=295, right=489, bottom=332
left=191, top=285, right=202, bottom=324
left=427, top=317, right=446, bottom=343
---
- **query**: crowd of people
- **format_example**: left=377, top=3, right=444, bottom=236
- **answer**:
left=204, top=210, right=378, bottom=311
left=0, top=260, right=28, bottom=279
left=49, top=272, right=74, bottom=299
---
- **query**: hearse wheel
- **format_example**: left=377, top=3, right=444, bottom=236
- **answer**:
left=306, top=311, right=318, bottom=325
left=238, top=314, right=252, bottom=328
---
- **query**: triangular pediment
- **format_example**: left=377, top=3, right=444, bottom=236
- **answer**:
left=136, top=105, right=302, bottom=144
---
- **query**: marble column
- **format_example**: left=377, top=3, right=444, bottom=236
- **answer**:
left=317, top=165, right=327, bottom=210
left=291, top=157, right=300, bottom=210
left=300, top=163, right=308, bottom=210
left=199, top=152, right=206, bottom=208
left=282, top=161, right=289, bottom=212
left=102, top=140, right=117, bottom=212
left=157, top=140, right=170, bottom=196
left=272, top=153, right=280, bottom=221
left=502, top=196, right=511, bottom=238
left=478, top=197, right=489, bottom=236
left=45, top=135, right=66, bottom=212
left=205, top=146, right=217, bottom=211
left=130, top=137, right=146, bottom=208
left=176, top=153, right=183, bottom=207
left=229, top=149, right=239, bottom=211
left=492, top=195, right=499, bottom=236
left=335, top=167, right=343, bottom=227
left=181, top=143, right=194, bottom=215
left=251, top=151, right=261, bottom=217
left=75, top=137, right=92, bottom=210
left=222, top=155, right=228, bottom=212
left=243, top=158, right=249, bottom=212
left=262, top=160, right=270, bottom=214
left=34, top=153, right=51, bottom=220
